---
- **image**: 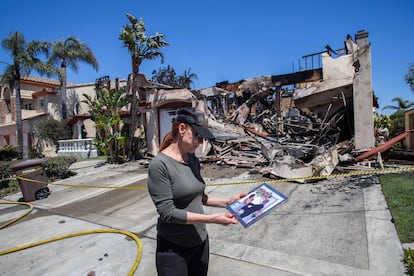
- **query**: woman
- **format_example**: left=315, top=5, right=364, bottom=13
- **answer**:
left=147, top=107, right=246, bottom=276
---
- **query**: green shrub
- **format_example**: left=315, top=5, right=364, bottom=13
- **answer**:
left=0, top=145, right=19, bottom=161
left=389, top=110, right=406, bottom=138
left=34, top=117, right=72, bottom=147
left=405, top=249, right=414, bottom=276
left=374, top=113, right=391, bottom=129
left=43, top=156, right=77, bottom=180
left=0, top=179, right=19, bottom=198
left=0, top=161, right=13, bottom=188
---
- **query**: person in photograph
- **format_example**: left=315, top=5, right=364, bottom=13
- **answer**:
left=147, top=107, right=247, bottom=276
left=239, top=194, right=266, bottom=218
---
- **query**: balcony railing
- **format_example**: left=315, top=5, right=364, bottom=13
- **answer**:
left=57, top=138, right=98, bottom=159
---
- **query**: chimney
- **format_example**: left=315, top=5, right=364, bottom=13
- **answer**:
left=355, top=30, right=369, bottom=44
left=352, top=30, right=375, bottom=150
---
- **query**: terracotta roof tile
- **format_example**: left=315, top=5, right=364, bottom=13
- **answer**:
left=20, top=75, right=76, bottom=86
left=20, top=75, right=60, bottom=86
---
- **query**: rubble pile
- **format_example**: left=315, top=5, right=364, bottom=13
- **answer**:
left=197, top=78, right=357, bottom=180
left=184, top=33, right=412, bottom=179
left=201, top=117, right=347, bottom=180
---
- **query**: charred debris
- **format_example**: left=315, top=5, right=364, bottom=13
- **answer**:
left=189, top=32, right=402, bottom=181
left=195, top=75, right=356, bottom=181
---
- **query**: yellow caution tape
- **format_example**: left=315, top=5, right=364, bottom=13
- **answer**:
left=0, top=176, right=15, bottom=182
left=0, top=166, right=44, bottom=183
left=15, top=175, right=147, bottom=189
left=207, top=166, right=414, bottom=187
left=2, top=165, right=413, bottom=189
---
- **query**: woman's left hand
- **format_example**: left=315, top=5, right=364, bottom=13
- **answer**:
left=228, top=192, right=248, bottom=204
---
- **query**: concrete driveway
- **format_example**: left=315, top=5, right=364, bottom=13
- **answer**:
left=0, top=160, right=407, bottom=275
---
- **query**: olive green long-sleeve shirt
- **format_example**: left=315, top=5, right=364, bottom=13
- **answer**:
left=147, top=152, right=207, bottom=246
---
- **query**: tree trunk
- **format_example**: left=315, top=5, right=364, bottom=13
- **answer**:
left=61, top=66, right=67, bottom=119
left=127, top=73, right=137, bottom=160
left=15, top=77, right=24, bottom=159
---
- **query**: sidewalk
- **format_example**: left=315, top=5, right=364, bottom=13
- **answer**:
left=0, top=160, right=407, bottom=275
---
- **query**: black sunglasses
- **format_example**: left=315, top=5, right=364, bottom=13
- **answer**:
left=191, top=126, right=203, bottom=140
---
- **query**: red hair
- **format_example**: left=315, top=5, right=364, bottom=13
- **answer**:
left=159, top=132, right=173, bottom=151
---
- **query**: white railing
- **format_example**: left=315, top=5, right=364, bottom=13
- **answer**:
left=57, top=138, right=98, bottom=159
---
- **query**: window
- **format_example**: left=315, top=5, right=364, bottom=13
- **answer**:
left=24, top=103, right=33, bottom=110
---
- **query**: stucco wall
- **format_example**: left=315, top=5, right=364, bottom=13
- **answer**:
left=405, top=109, right=414, bottom=150
left=322, top=53, right=354, bottom=82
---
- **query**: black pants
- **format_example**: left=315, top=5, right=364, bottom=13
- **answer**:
left=156, top=235, right=209, bottom=276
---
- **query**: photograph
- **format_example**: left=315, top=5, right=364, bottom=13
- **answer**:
left=227, top=183, right=288, bottom=228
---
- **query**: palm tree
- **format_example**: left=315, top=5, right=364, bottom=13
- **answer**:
left=48, top=37, right=98, bottom=119
left=405, top=63, right=414, bottom=93
left=178, top=67, right=198, bottom=89
left=382, top=97, right=414, bottom=111
left=1, top=32, right=56, bottom=157
left=82, top=88, right=129, bottom=163
left=382, top=97, right=414, bottom=138
left=119, top=13, right=169, bottom=160
left=0, top=65, right=15, bottom=112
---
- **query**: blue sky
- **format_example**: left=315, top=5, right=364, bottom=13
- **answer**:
left=1, top=0, right=413, bottom=114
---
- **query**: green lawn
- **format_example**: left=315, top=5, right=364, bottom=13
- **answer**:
left=381, top=172, right=414, bottom=275
left=380, top=172, right=414, bottom=243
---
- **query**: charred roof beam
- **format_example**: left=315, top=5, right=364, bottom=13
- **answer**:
left=271, top=69, right=323, bottom=86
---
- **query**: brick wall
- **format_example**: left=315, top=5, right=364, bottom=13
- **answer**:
left=0, top=101, right=6, bottom=124
left=405, top=109, right=414, bottom=150
left=10, top=96, right=16, bottom=122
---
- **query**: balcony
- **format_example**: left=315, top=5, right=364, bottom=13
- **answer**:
left=57, top=138, right=98, bottom=159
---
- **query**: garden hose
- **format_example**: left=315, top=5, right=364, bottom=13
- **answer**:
left=0, top=201, right=33, bottom=229
left=0, top=202, right=143, bottom=275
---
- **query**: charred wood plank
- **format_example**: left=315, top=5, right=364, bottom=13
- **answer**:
left=271, top=69, right=322, bottom=86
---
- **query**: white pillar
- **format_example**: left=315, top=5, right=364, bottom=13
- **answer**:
left=77, top=122, right=82, bottom=140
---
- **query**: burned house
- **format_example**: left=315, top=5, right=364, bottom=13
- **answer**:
left=47, top=30, right=380, bottom=178
left=191, top=30, right=376, bottom=179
